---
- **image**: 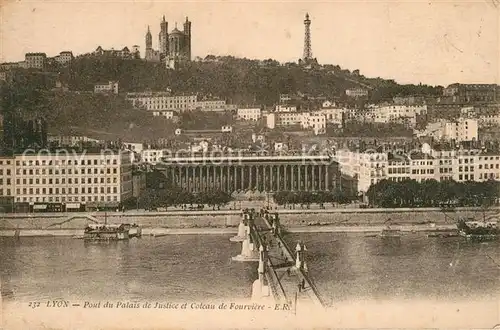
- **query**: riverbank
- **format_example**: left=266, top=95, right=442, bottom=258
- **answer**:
left=0, top=223, right=460, bottom=237
left=1, top=207, right=497, bottom=231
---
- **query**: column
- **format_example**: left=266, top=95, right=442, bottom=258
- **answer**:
left=249, top=165, right=253, bottom=190
left=324, top=165, right=329, bottom=191
left=318, top=165, right=323, bottom=191
left=219, top=166, right=224, bottom=190
left=290, top=165, right=295, bottom=191
left=284, top=165, right=288, bottom=190
left=277, top=165, right=281, bottom=191
left=312, top=166, right=316, bottom=191
left=269, top=165, right=273, bottom=192
left=212, top=166, right=216, bottom=190
left=297, top=165, right=306, bottom=191
left=256, top=166, right=260, bottom=191
left=304, top=165, right=309, bottom=191
left=240, top=166, right=244, bottom=191
left=233, top=166, right=237, bottom=192
left=205, top=166, right=209, bottom=191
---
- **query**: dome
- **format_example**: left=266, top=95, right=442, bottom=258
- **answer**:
left=170, top=28, right=183, bottom=35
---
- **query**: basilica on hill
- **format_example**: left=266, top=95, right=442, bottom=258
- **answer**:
left=145, top=15, right=192, bottom=69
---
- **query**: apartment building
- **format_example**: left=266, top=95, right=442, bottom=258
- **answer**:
left=194, top=99, right=227, bottom=112
left=151, top=110, right=174, bottom=119
left=366, top=105, right=427, bottom=127
left=336, top=147, right=500, bottom=194
left=300, top=112, right=326, bottom=135
left=316, top=107, right=344, bottom=128
left=53, top=51, right=74, bottom=65
left=141, top=149, right=168, bottom=164
left=94, top=81, right=119, bottom=94
left=421, top=118, right=478, bottom=142
left=345, top=88, right=368, bottom=98
left=266, top=112, right=301, bottom=129
left=126, top=92, right=197, bottom=112
left=275, top=105, right=297, bottom=112
left=0, top=151, right=133, bottom=209
left=443, top=83, right=499, bottom=102
left=0, top=158, right=14, bottom=199
left=48, top=135, right=100, bottom=147
left=25, top=53, right=47, bottom=69
left=237, top=108, right=262, bottom=121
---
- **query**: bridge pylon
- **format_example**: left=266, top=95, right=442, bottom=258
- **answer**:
left=251, top=243, right=272, bottom=301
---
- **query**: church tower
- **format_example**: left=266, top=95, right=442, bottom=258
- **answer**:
left=183, top=17, right=192, bottom=60
left=145, top=26, right=152, bottom=51
left=159, top=15, right=169, bottom=56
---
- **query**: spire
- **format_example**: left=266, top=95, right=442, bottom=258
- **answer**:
left=175, top=22, right=177, bottom=29
left=147, top=25, right=150, bottom=33
left=163, top=15, right=166, bottom=22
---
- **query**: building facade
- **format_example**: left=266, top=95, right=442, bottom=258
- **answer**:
left=368, top=105, right=427, bottom=127
left=443, top=83, right=499, bottom=103
left=345, top=88, right=368, bottom=98
left=237, top=108, right=262, bottom=121
left=316, top=107, right=345, bottom=128
left=25, top=53, right=47, bottom=69
left=0, top=151, right=133, bottom=210
left=421, top=118, right=478, bottom=142
left=156, top=155, right=340, bottom=193
left=335, top=148, right=500, bottom=194
left=126, top=92, right=197, bottom=112
left=53, top=51, right=74, bottom=65
left=94, top=81, right=119, bottom=94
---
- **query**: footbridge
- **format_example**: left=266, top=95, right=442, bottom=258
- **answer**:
left=230, top=208, right=327, bottom=312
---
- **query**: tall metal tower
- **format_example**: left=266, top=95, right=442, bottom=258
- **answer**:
left=303, top=13, right=312, bottom=62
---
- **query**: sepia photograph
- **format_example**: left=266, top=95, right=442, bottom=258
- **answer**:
left=0, top=0, right=499, bottom=328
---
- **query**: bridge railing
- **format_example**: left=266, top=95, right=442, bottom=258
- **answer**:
left=249, top=223, right=288, bottom=303
left=261, top=214, right=328, bottom=308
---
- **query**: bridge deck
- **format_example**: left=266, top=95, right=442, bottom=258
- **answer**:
left=252, top=215, right=326, bottom=310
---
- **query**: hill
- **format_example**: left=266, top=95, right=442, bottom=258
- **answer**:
left=60, top=55, right=442, bottom=105
left=1, top=55, right=444, bottom=145
left=0, top=76, right=176, bottom=143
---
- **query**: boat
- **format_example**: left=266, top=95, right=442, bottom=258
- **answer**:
left=125, top=223, right=142, bottom=238
left=83, top=223, right=130, bottom=241
left=81, top=211, right=141, bottom=241
left=457, top=218, right=499, bottom=241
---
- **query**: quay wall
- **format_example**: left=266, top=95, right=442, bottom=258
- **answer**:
left=0, top=207, right=497, bottom=230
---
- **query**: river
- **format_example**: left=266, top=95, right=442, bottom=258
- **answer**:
left=1, top=233, right=499, bottom=328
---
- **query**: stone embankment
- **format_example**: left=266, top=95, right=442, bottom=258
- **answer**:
left=0, top=207, right=497, bottom=235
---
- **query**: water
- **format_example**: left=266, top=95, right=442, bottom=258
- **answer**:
left=285, top=233, right=500, bottom=304
left=0, top=235, right=256, bottom=303
left=1, top=233, right=499, bottom=304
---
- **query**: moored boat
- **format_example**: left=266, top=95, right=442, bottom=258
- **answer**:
left=125, top=223, right=142, bottom=238
left=83, top=223, right=130, bottom=241
left=457, top=218, right=499, bottom=241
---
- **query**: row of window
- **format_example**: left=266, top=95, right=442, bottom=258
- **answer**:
left=16, top=186, right=119, bottom=195
left=16, top=196, right=119, bottom=202
left=16, top=159, right=119, bottom=166
left=16, top=168, right=119, bottom=175
left=15, top=177, right=119, bottom=185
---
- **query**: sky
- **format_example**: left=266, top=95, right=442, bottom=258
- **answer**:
left=1, top=0, right=499, bottom=86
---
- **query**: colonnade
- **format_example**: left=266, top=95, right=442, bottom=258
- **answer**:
left=165, top=163, right=334, bottom=192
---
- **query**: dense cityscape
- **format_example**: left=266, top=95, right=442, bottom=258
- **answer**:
left=1, top=6, right=500, bottom=329
left=0, top=13, right=499, bottom=212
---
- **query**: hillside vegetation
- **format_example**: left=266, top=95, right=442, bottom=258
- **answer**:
left=1, top=55, right=444, bottom=145
left=0, top=76, right=176, bottom=143
left=61, top=56, right=442, bottom=105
